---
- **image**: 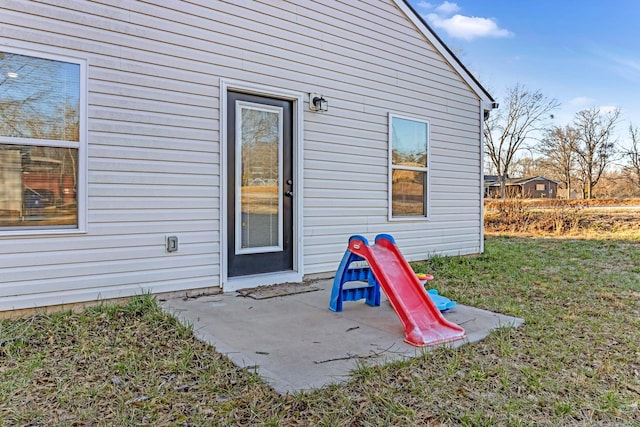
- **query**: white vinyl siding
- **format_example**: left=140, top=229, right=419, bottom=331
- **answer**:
left=0, top=0, right=485, bottom=310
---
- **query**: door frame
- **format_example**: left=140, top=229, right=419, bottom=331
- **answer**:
left=220, top=79, right=304, bottom=292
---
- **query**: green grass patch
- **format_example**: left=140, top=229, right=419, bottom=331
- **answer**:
left=1, top=237, right=639, bottom=425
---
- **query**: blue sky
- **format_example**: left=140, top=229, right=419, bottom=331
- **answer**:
left=408, top=0, right=640, bottom=149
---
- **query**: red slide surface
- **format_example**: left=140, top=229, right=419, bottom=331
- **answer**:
left=348, top=235, right=465, bottom=346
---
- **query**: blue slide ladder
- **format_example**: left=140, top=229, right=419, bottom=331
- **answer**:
left=329, top=234, right=458, bottom=313
left=329, top=235, right=381, bottom=312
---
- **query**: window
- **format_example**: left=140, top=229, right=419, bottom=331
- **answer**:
left=389, top=114, right=429, bottom=219
left=0, top=49, right=85, bottom=232
left=536, top=183, right=546, bottom=191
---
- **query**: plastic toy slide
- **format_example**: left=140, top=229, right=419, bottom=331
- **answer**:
left=347, top=234, right=465, bottom=346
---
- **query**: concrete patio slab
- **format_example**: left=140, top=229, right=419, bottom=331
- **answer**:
left=161, top=280, right=523, bottom=394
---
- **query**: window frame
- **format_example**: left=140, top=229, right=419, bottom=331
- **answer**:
left=0, top=46, right=87, bottom=235
left=388, top=113, right=431, bottom=221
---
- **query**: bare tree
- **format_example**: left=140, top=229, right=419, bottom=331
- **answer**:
left=572, top=107, right=621, bottom=199
left=622, top=124, right=640, bottom=192
left=510, top=156, right=546, bottom=178
left=484, top=84, right=559, bottom=197
left=538, top=125, right=579, bottom=198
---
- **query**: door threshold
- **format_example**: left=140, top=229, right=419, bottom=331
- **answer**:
left=223, top=271, right=302, bottom=293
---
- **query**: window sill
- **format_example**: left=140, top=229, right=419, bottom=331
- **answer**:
left=388, top=216, right=431, bottom=222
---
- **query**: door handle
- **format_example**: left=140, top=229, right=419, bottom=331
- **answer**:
left=285, top=190, right=294, bottom=197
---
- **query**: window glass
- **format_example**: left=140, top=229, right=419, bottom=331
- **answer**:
left=391, top=117, right=427, bottom=167
left=0, top=51, right=82, bottom=231
left=390, top=115, right=429, bottom=218
left=237, top=105, right=282, bottom=252
left=0, top=52, right=80, bottom=141
left=536, top=184, right=545, bottom=191
left=392, top=169, right=425, bottom=216
left=0, top=145, right=78, bottom=227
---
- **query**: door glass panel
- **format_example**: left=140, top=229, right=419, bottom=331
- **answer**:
left=235, top=102, right=283, bottom=254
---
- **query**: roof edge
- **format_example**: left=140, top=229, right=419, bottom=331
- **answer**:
left=394, top=0, right=495, bottom=106
left=516, top=176, right=562, bottom=185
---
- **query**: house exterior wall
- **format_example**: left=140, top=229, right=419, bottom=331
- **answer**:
left=0, top=0, right=485, bottom=311
left=521, top=180, right=558, bottom=199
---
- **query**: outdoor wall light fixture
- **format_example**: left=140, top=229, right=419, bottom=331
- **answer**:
left=309, top=93, right=328, bottom=112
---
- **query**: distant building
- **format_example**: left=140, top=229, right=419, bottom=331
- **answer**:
left=485, top=176, right=560, bottom=199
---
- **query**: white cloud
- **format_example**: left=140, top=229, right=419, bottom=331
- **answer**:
left=609, top=55, right=640, bottom=83
left=590, top=48, right=640, bottom=84
left=416, top=1, right=434, bottom=9
left=568, top=96, right=595, bottom=106
left=426, top=13, right=513, bottom=41
left=434, top=1, right=460, bottom=15
left=567, top=99, right=619, bottom=114
left=612, top=56, right=640, bottom=73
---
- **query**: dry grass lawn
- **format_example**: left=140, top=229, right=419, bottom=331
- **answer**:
left=1, top=225, right=639, bottom=425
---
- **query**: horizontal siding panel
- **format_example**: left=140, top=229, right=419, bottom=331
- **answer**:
left=304, top=189, right=385, bottom=202
left=88, top=171, right=218, bottom=186
left=90, top=184, right=218, bottom=198
left=305, top=169, right=386, bottom=185
left=91, top=70, right=219, bottom=99
left=0, top=266, right=219, bottom=299
left=1, top=257, right=217, bottom=290
left=431, top=169, right=479, bottom=180
left=304, top=215, right=383, bottom=227
left=305, top=207, right=388, bottom=218
left=432, top=155, right=480, bottom=168
left=305, top=143, right=389, bottom=163
left=89, top=148, right=219, bottom=165
left=95, top=0, right=461, bottom=89
left=431, top=145, right=479, bottom=157
left=89, top=197, right=217, bottom=210
left=89, top=220, right=219, bottom=236
left=304, top=219, right=480, bottom=236
left=431, top=200, right=481, bottom=210
left=1, top=231, right=215, bottom=255
left=429, top=216, right=480, bottom=226
left=305, top=222, right=479, bottom=242
left=304, top=179, right=385, bottom=192
left=89, top=209, right=216, bottom=223
left=90, top=159, right=216, bottom=175
left=284, top=3, right=454, bottom=69
left=89, top=120, right=215, bottom=141
left=431, top=179, right=481, bottom=191
left=15, top=8, right=460, bottom=113
left=304, top=159, right=386, bottom=176
left=90, top=133, right=219, bottom=154
left=90, top=81, right=217, bottom=109
left=1, top=241, right=216, bottom=269
left=304, top=134, right=385, bottom=153
left=90, top=94, right=215, bottom=121
left=0, top=277, right=221, bottom=312
left=304, top=122, right=383, bottom=144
